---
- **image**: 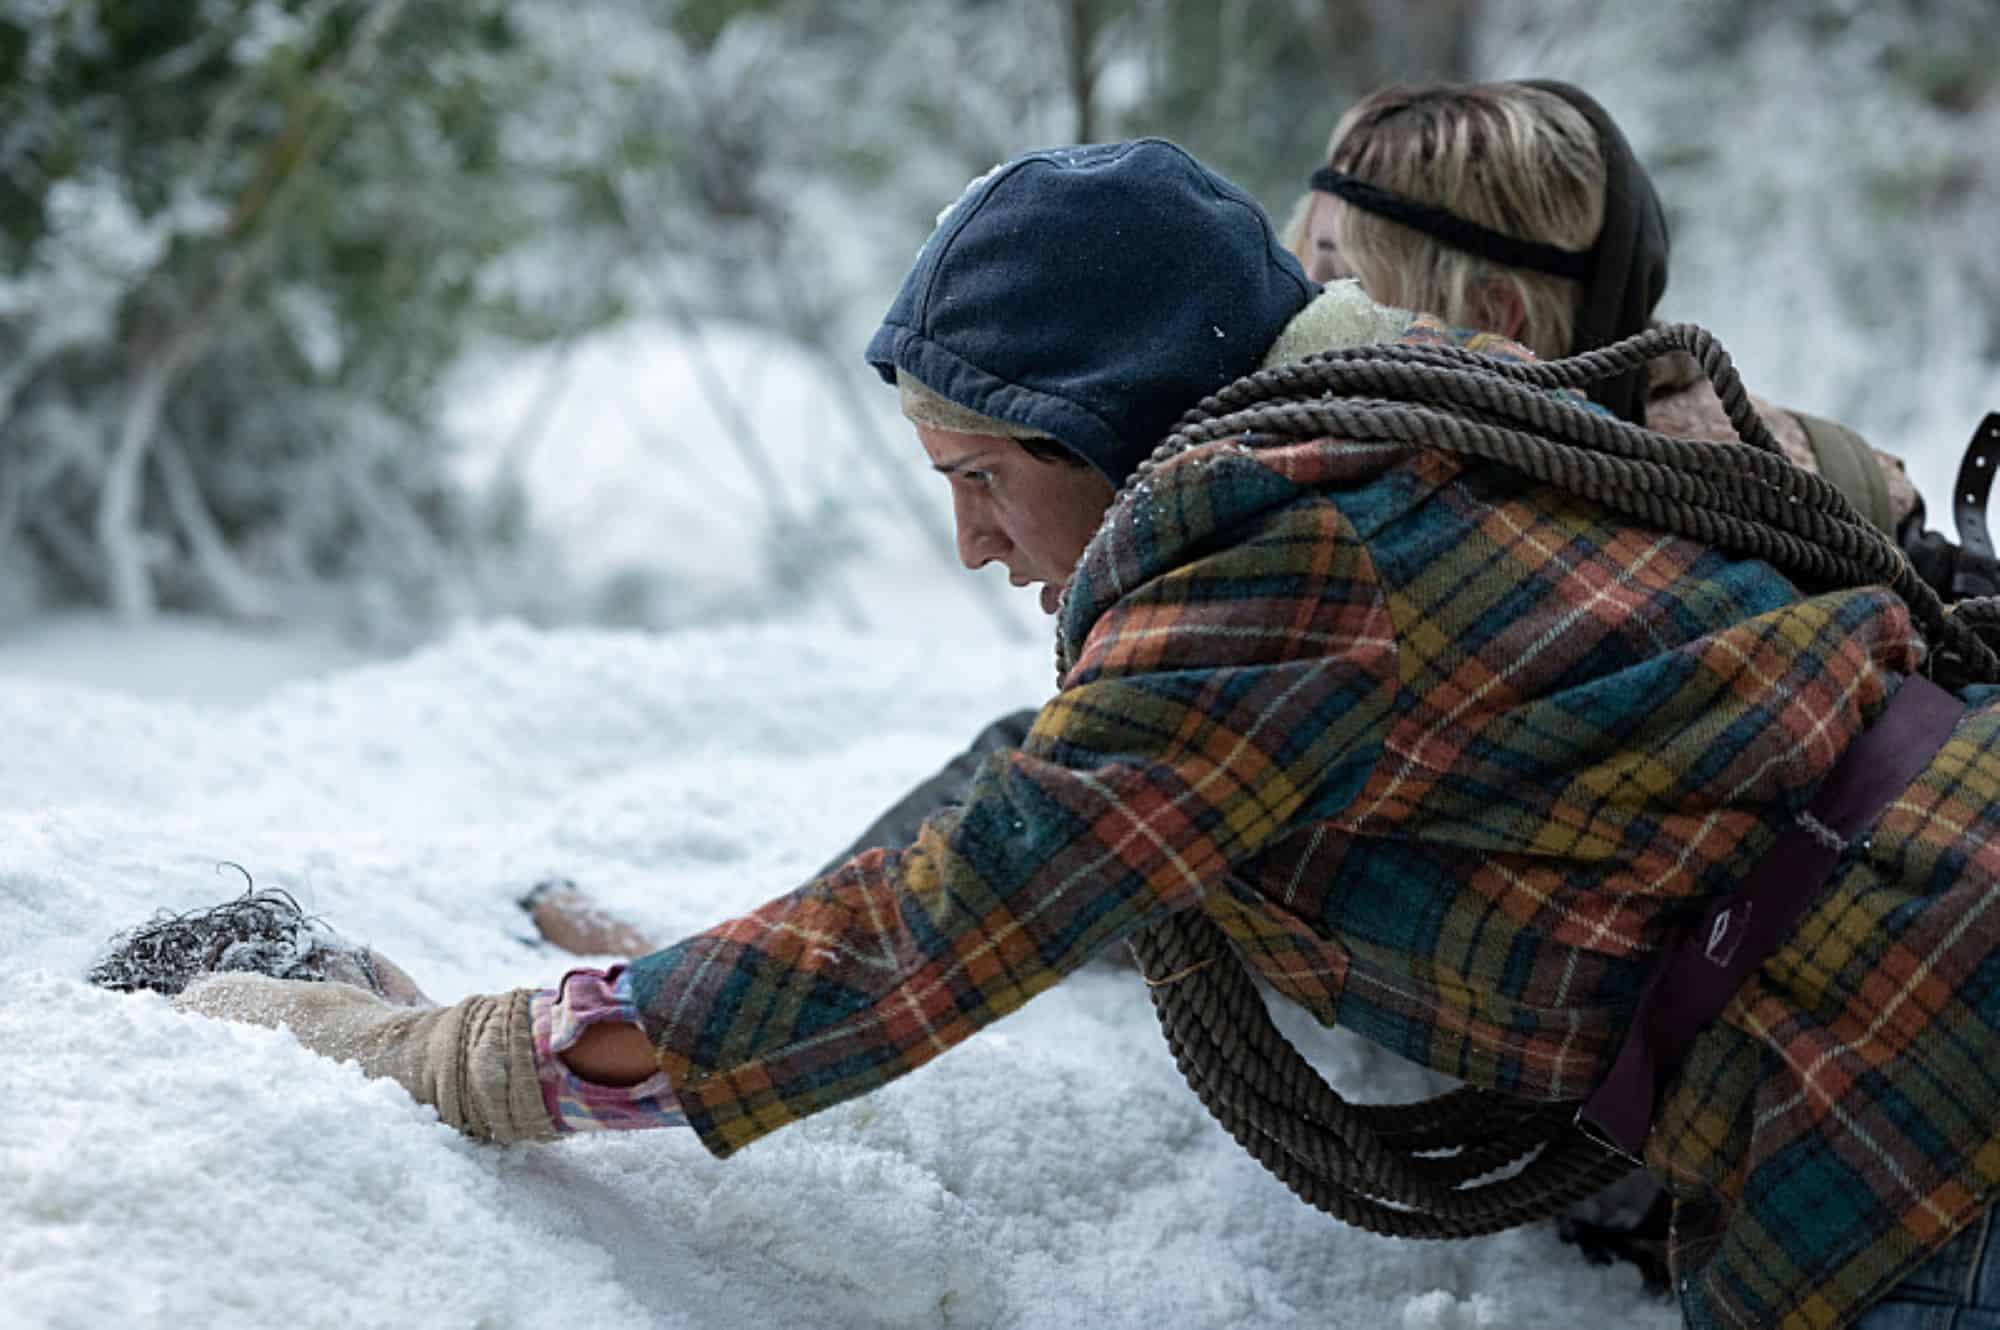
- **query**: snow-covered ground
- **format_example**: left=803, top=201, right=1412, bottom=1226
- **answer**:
left=0, top=285, right=1676, bottom=1329
left=0, top=611, right=369, bottom=706
left=0, top=610, right=1672, bottom=1329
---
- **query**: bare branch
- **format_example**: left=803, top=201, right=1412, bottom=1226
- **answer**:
left=28, top=506, right=107, bottom=592
left=153, top=436, right=278, bottom=619
left=95, top=0, right=415, bottom=617
left=1062, top=0, right=1104, bottom=143
left=0, top=448, right=20, bottom=544
left=647, top=268, right=872, bottom=633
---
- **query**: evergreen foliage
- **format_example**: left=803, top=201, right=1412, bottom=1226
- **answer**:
left=0, top=0, right=621, bottom=636
left=0, top=1, right=1992, bottom=638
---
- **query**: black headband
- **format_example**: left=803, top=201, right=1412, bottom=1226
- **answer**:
left=1308, top=166, right=1594, bottom=281
left=1519, top=79, right=1670, bottom=425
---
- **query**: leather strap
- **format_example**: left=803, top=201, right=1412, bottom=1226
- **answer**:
left=1577, top=674, right=1965, bottom=1161
left=1954, top=411, right=2000, bottom=567
left=1796, top=411, right=1894, bottom=536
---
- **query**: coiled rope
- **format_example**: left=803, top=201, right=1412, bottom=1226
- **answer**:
left=1063, top=322, right=2000, bottom=1239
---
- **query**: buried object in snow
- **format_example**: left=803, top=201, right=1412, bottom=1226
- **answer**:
left=87, top=882, right=425, bottom=1004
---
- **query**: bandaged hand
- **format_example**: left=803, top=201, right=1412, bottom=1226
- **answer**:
left=319, top=946, right=432, bottom=1007
left=174, top=975, right=558, bottom=1144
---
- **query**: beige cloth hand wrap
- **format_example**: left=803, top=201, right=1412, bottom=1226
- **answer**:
left=175, top=975, right=559, bottom=1144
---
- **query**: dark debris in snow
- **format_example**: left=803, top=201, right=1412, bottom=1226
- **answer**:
left=87, top=880, right=364, bottom=997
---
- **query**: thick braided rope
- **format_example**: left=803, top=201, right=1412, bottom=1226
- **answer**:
left=1076, top=323, right=2000, bottom=1239
left=1129, top=910, right=1631, bottom=1237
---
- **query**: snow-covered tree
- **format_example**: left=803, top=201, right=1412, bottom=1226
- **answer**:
left=4, top=0, right=1989, bottom=639
left=0, top=1, right=626, bottom=637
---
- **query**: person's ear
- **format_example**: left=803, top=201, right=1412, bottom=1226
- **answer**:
left=1467, top=277, right=1528, bottom=342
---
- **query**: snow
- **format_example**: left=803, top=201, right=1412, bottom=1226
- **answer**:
left=0, top=615, right=1672, bottom=1329
left=0, top=610, right=366, bottom=707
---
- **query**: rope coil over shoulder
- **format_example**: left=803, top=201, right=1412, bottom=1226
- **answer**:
left=1073, top=324, right=2000, bottom=1240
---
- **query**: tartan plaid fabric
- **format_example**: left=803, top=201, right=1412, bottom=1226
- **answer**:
left=627, top=323, right=1992, bottom=1330
left=1657, top=688, right=2000, bottom=1328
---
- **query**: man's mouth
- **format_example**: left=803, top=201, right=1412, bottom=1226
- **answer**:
left=1007, top=571, right=1063, bottom=616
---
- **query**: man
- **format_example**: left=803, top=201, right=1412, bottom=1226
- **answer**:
left=174, top=140, right=2000, bottom=1330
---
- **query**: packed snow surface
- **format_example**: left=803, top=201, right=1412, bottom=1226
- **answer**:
left=0, top=621, right=1672, bottom=1329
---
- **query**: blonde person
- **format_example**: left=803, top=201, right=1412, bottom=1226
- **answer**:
left=1284, top=79, right=1993, bottom=601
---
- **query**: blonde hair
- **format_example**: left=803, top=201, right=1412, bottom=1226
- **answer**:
left=1296, top=83, right=1606, bottom=362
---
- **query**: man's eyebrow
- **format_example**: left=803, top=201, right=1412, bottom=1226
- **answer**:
left=930, top=450, right=1002, bottom=475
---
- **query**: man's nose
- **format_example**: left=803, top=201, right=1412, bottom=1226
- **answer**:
left=953, top=492, right=1007, bottom=569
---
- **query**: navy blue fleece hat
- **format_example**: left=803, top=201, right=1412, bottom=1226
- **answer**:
left=865, top=139, right=1316, bottom=485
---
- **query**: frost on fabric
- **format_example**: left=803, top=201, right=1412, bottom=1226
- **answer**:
left=930, top=164, right=1002, bottom=234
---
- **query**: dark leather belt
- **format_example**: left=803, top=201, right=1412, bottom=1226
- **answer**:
left=1954, top=412, right=2000, bottom=596
left=1577, top=673, right=1966, bottom=1161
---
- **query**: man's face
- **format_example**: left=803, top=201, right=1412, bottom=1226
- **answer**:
left=1300, top=192, right=1356, bottom=285
left=917, top=425, right=1115, bottom=615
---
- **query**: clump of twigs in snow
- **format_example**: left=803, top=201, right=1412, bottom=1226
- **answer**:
left=86, top=871, right=372, bottom=997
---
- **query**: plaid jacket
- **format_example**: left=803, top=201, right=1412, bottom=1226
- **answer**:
left=630, top=325, right=2000, bottom=1330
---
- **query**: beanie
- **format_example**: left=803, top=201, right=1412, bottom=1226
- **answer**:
left=866, top=139, right=1316, bottom=484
